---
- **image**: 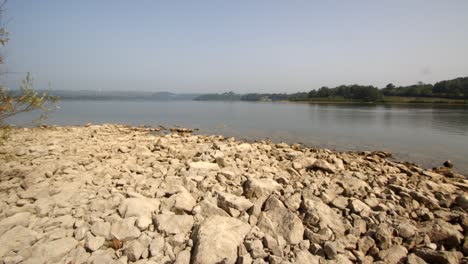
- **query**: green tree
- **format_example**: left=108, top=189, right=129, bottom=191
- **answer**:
left=0, top=2, right=58, bottom=143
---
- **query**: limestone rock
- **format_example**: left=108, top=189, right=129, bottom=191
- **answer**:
left=154, top=214, right=194, bottom=235
left=192, top=215, right=251, bottom=264
left=110, top=218, right=141, bottom=241
left=257, top=196, right=304, bottom=244
left=217, top=191, right=253, bottom=211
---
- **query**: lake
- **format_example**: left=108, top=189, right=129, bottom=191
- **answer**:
left=10, top=100, right=468, bottom=174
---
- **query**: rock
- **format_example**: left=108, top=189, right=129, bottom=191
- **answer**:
left=189, top=161, right=220, bottom=170
left=302, top=199, right=346, bottom=238
left=257, top=196, right=304, bottom=244
left=74, top=226, right=88, bottom=241
left=245, top=239, right=268, bottom=259
left=377, top=245, right=408, bottom=264
left=243, top=178, right=281, bottom=201
left=110, top=218, right=141, bottom=241
left=262, top=234, right=283, bottom=257
left=91, top=221, right=111, bottom=239
left=124, top=240, right=144, bottom=262
left=118, top=197, right=160, bottom=219
left=423, top=220, right=463, bottom=249
left=29, top=237, right=78, bottom=263
left=149, top=237, right=165, bottom=258
left=443, top=160, right=453, bottom=168
left=87, top=249, right=115, bottom=264
left=285, top=192, right=302, bottom=211
left=154, top=214, right=194, bottom=235
left=455, top=194, right=468, bottom=210
left=294, top=250, right=321, bottom=264
left=397, top=222, right=417, bottom=239
left=85, top=234, right=105, bottom=252
left=172, top=191, right=196, bottom=212
left=323, top=241, right=338, bottom=260
left=358, top=236, right=375, bottom=254
left=375, top=225, right=393, bottom=250
left=0, top=226, right=38, bottom=258
left=192, top=215, right=250, bottom=264
left=407, top=253, right=428, bottom=264
left=413, top=248, right=462, bottom=264
left=309, top=159, right=336, bottom=173
left=198, top=199, right=230, bottom=218
left=217, top=191, right=253, bottom=211
left=175, top=249, right=191, bottom=264
left=349, top=199, right=371, bottom=215
left=0, top=212, right=31, bottom=235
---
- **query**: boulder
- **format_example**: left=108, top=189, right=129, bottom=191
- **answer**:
left=124, top=240, right=144, bottom=262
left=302, top=199, right=346, bottom=237
left=0, top=226, right=38, bottom=258
left=257, top=196, right=304, bottom=244
left=309, top=159, right=336, bottom=173
left=243, top=178, right=281, bottom=201
left=192, top=215, right=250, bottom=264
left=189, top=161, right=220, bottom=170
left=217, top=191, right=253, bottom=212
left=154, top=214, right=194, bottom=235
left=110, top=218, right=141, bottom=241
left=377, top=245, right=408, bottom=264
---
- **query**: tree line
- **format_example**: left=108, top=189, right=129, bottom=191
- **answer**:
left=194, top=77, right=468, bottom=102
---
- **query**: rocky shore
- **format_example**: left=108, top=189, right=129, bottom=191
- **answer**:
left=0, top=124, right=467, bottom=264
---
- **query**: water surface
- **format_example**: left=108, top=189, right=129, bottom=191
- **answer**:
left=11, top=100, right=468, bottom=174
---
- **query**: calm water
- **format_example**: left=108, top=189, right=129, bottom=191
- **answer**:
left=11, top=100, right=468, bottom=174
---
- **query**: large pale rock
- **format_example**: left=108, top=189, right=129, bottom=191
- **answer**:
left=124, top=240, right=144, bottom=261
left=302, top=199, right=345, bottom=237
left=309, top=159, right=336, bottom=173
left=294, top=250, right=321, bottom=264
left=91, top=221, right=111, bottom=239
left=0, top=212, right=31, bottom=235
left=154, top=214, right=194, bottom=235
left=192, top=215, right=251, bottom=264
left=110, top=218, right=141, bottom=241
left=257, top=196, right=304, bottom=244
left=0, top=226, right=38, bottom=258
left=149, top=237, right=165, bottom=258
left=85, top=234, right=105, bottom=252
left=172, top=191, right=196, bottom=212
left=29, top=237, right=78, bottom=263
left=377, top=245, right=408, bottom=264
left=423, top=220, right=463, bottom=249
left=217, top=191, right=253, bottom=211
left=118, top=197, right=160, bottom=219
left=189, top=161, right=220, bottom=170
left=198, top=200, right=230, bottom=218
left=243, top=178, right=281, bottom=200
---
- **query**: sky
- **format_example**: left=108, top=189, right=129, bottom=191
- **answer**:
left=3, top=0, right=468, bottom=93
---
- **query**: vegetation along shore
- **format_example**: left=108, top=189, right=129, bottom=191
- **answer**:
left=0, top=124, right=466, bottom=263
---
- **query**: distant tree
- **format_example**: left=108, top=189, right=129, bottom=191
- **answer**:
left=0, top=1, right=58, bottom=143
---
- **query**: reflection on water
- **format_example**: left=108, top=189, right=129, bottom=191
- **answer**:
left=9, top=100, right=468, bottom=174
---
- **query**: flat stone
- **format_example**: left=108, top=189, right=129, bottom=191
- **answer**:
left=257, top=196, right=304, bottom=244
left=154, top=214, right=194, bottom=235
left=192, top=215, right=250, bottom=264
left=110, top=218, right=141, bottom=241
left=189, top=161, right=220, bottom=170
left=217, top=191, right=253, bottom=211
left=377, top=245, right=408, bottom=264
left=124, top=240, right=144, bottom=262
left=309, top=159, right=336, bottom=173
left=91, top=221, right=111, bottom=239
left=85, top=234, right=105, bottom=252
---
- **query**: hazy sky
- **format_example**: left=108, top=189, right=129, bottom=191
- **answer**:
left=3, top=0, right=468, bottom=93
